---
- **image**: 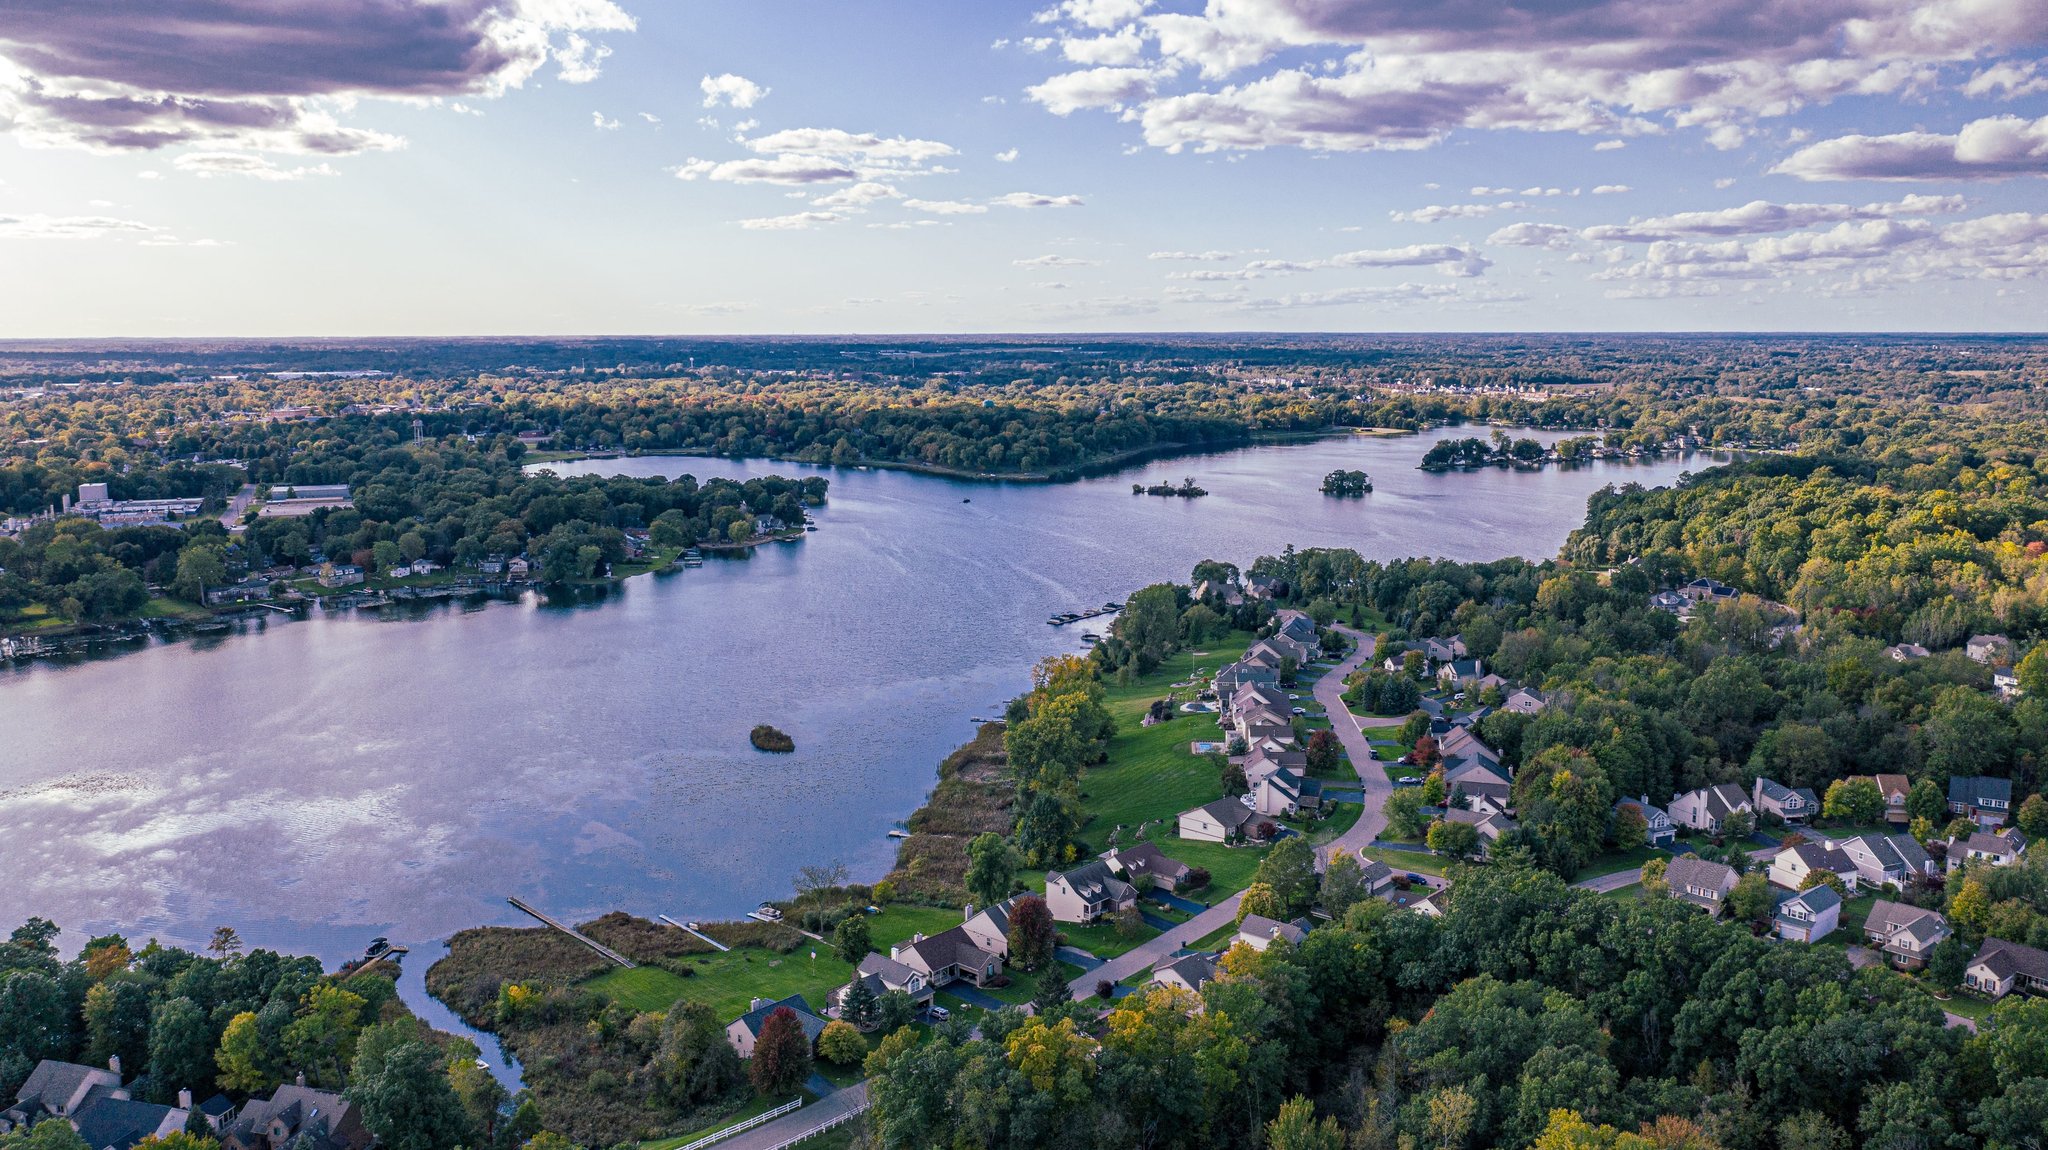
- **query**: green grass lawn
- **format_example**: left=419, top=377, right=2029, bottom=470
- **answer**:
left=1575, top=845, right=1663, bottom=881
left=1362, top=845, right=1446, bottom=877
left=1058, top=920, right=1157, bottom=959
left=138, top=596, right=209, bottom=620
left=1191, top=922, right=1240, bottom=952
left=586, top=904, right=967, bottom=1020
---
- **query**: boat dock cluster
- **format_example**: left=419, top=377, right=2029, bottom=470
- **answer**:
left=1048, top=601, right=1123, bottom=627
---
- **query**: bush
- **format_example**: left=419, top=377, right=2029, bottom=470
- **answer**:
left=1095, top=980, right=1115, bottom=1000
left=1183, top=867, right=1211, bottom=891
left=817, top=1020, right=867, bottom=1066
left=750, top=725, right=795, bottom=753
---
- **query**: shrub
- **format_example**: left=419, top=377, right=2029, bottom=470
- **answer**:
left=817, top=1020, right=867, bottom=1066
left=750, top=724, right=796, bottom=753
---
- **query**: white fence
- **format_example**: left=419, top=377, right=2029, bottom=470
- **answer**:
left=674, top=1097, right=803, bottom=1150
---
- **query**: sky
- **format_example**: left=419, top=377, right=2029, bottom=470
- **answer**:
left=0, top=0, right=2045, bottom=336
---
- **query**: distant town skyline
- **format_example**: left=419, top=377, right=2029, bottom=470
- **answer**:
left=1, top=0, right=2045, bottom=335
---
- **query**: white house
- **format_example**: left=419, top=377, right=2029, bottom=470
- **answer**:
left=1044, top=860, right=1138, bottom=924
left=1179, top=797, right=1260, bottom=844
left=1768, top=839, right=1860, bottom=892
left=1668, top=784, right=1752, bottom=833
left=1774, top=886, right=1842, bottom=943
left=1965, top=938, right=2048, bottom=1000
left=1233, top=914, right=1308, bottom=952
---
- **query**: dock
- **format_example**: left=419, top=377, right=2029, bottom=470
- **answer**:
left=1048, top=601, right=1123, bottom=627
left=659, top=914, right=730, bottom=952
left=507, top=896, right=636, bottom=968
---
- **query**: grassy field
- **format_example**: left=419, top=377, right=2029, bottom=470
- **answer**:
left=1059, top=920, right=1157, bottom=959
left=1362, top=845, right=1446, bottom=877
left=585, top=904, right=968, bottom=1019
left=1575, top=845, right=1664, bottom=881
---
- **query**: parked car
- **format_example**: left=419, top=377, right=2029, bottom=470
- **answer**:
left=927, top=1005, right=951, bottom=1021
left=1404, top=873, right=1426, bottom=884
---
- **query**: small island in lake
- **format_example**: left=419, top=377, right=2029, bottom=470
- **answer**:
left=1321, top=469, right=1373, bottom=496
left=750, top=724, right=795, bottom=752
left=1133, top=477, right=1208, bottom=498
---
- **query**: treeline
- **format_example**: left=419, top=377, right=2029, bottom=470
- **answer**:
left=1001, top=655, right=1116, bottom=867
left=862, top=865, right=2048, bottom=1150
left=0, top=920, right=520, bottom=1150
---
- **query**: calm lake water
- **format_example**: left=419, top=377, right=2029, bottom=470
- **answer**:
left=0, top=428, right=1706, bottom=1061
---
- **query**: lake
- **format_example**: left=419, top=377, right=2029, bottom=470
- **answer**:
left=0, top=427, right=1707, bottom=1062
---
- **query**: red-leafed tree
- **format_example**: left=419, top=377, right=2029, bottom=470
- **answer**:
left=748, top=1007, right=813, bottom=1096
left=1006, top=894, right=1056, bottom=971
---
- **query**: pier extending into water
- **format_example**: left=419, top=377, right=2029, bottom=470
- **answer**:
left=507, top=896, right=636, bottom=967
left=659, top=914, right=731, bottom=951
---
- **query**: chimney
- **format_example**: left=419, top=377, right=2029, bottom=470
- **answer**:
left=178, top=1089, right=193, bottom=1111
left=963, top=904, right=974, bottom=922
left=912, top=932, right=924, bottom=944
left=109, top=1055, right=121, bottom=1076
left=750, top=997, right=767, bottom=1012
left=295, top=1071, right=306, bottom=1088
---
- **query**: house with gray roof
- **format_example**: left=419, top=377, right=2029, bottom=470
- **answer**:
left=73, top=1097, right=189, bottom=1150
left=1179, top=796, right=1262, bottom=844
left=1234, top=915, right=1309, bottom=951
left=1356, top=856, right=1395, bottom=895
left=1948, top=776, right=2014, bottom=827
left=1864, top=900, right=1952, bottom=969
left=1768, top=839, right=1860, bottom=892
left=1615, top=795, right=1676, bottom=847
left=1501, top=687, right=1549, bottom=715
left=1103, top=843, right=1193, bottom=891
left=1665, top=856, right=1738, bottom=913
left=1774, top=886, right=1842, bottom=943
left=962, top=896, right=1023, bottom=957
left=3, top=1060, right=121, bottom=1129
left=1752, top=777, right=1818, bottom=824
left=1669, top=784, right=1752, bottom=833
left=219, top=1083, right=366, bottom=1150
left=829, top=951, right=934, bottom=1017
left=888, top=926, right=1005, bottom=988
left=1965, top=937, right=2048, bottom=1000
left=1046, top=860, right=1139, bottom=924
left=1150, top=952, right=1219, bottom=995
left=725, top=995, right=829, bottom=1059
left=1947, top=829, right=2028, bottom=872
left=4, top=1060, right=197, bottom=1150
left=1250, top=767, right=1323, bottom=818
left=1966, top=634, right=2014, bottom=664
left=1837, top=832, right=1934, bottom=888
left=1272, top=610, right=1320, bottom=648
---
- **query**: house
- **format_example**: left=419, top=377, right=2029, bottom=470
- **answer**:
left=1665, top=856, right=1738, bottom=913
left=1442, top=756, right=1513, bottom=816
left=1836, top=833, right=1934, bottom=888
left=1966, top=634, right=2013, bottom=664
left=1246, top=573, right=1285, bottom=599
left=725, top=996, right=829, bottom=1059
left=1192, top=579, right=1242, bottom=606
left=1420, top=636, right=1467, bottom=663
left=1948, top=776, right=2013, bottom=827
left=1995, top=665, right=2021, bottom=699
left=408, top=559, right=440, bottom=576
left=1767, top=839, right=1860, bottom=892
left=1965, top=937, right=2048, bottom=1000
left=1616, top=795, right=1676, bottom=847
left=1249, top=767, right=1323, bottom=818
left=1501, top=687, right=1549, bottom=715
left=1241, top=745, right=1308, bottom=788
left=1411, top=889, right=1449, bottom=917
left=829, top=951, right=934, bottom=1016
left=3, top=1060, right=198, bottom=1150
left=889, top=926, right=1004, bottom=988
left=1437, top=658, right=1485, bottom=690
left=1437, top=728, right=1506, bottom=775
left=1886, top=643, right=1931, bottom=662
left=1668, top=784, right=1753, bottom=833
left=1045, top=860, right=1139, bottom=923
left=219, top=1082, right=368, bottom=1150
left=1234, top=914, right=1309, bottom=951
left=1102, top=843, right=1192, bottom=891
left=477, top=554, right=506, bottom=574
left=1179, top=797, right=1262, bottom=844
left=1649, top=589, right=1690, bottom=613
left=1752, top=777, right=1818, bottom=824
left=506, top=556, right=531, bottom=577
left=1680, top=577, right=1738, bottom=603
left=1774, top=885, right=1842, bottom=943
left=1947, top=829, right=2028, bottom=872
left=1864, top=900, right=1951, bottom=969
left=315, top=562, right=363, bottom=588
left=1441, top=808, right=1517, bottom=854
left=1272, top=610, right=1319, bottom=648
left=1151, top=952, right=1218, bottom=995
left=961, top=896, right=1023, bottom=958
left=1356, top=856, right=1396, bottom=895
left=1852, top=773, right=1913, bottom=826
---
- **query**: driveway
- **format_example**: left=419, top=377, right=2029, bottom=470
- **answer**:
left=1572, top=869, right=1644, bottom=893
left=717, top=1080, right=870, bottom=1150
left=1057, top=945, right=1105, bottom=971
left=937, top=984, right=1006, bottom=1012
left=1146, top=890, right=1207, bottom=915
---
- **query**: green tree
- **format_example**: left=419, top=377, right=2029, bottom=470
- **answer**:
left=1427, top=818, right=1480, bottom=860
left=2016, top=793, right=2048, bottom=839
left=831, top=914, right=871, bottom=966
left=84, top=978, right=154, bottom=1079
left=817, top=1020, right=866, bottom=1066
left=1013, top=792, right=1078, bottom=868
left=1234, top=882, right=1282, bottom=925
left=1319, top=853, right=1368, bottom=920
left=1266, top=1096, right=1344, bottom=1150
left=282, top=984, right=367, bottom=1086
left=214, top=1011, right=282, bottom=1093
left=874, top=990, right=916, bottom=1035
left=1822, top=777, right=1884, bottom=825
left=2017, top=644, right=2048, bottom=698
left=1906, top=778, right=1948, bottom=824
left=173, top=544, right=227, bottom=603
left=1005, top=895, right=1055, bottom=972
left=965, top=833, right=1016, bottom=911
left=0, top=1121, right=90, bottom=1150
left=1777, top=1111, right=1850, bottom=1150
left=1029, top=962, right=1072, bottom=1015
left=1253, top=836, right=1320, bottom=917
left=1926, top=935, right=1970, bottom=990
left=1385, top=787, right=1429, bottom=840
left=146, top=997, right=215, bottom=1104
left=1114, top=583, right=1183, bottom=668
left=0, top=971, right=72, bottom=1068
left=748, top=1007, right=814, bottom=1097
left=839, top=975, right=879, bottom=1032
left=346, top=1041, right=473, bottom=1150
left=655, top=1000, right=743, bottom=1106
left=1727, top=872, right=1774, bottom=926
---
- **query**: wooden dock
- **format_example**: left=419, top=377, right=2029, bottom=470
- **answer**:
left=659, top=914, right=730, bottom=952
left=507, top=896, right=636, bottom=968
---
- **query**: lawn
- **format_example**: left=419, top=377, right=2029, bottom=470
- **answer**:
left=585, top=904, right=966, bottom=1019
left=1059, top=920, right=1157, bottom=959
left=1191, top=922, right=1240, bottom=951
left=1575, top=845, right=1665, bottom=881
left=1361, top=845, right=1446, bottom=878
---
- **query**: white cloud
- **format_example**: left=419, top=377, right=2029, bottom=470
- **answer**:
left=1014, top=253, right=1101, bottom=267
left=1488, top=222, right=1578, bottom=250
left=995, top=147, right=1020, bottom=162
left=0, top=212, right=161, bottom=239
left=904, top=198, right=988, bottom=214
left=1391, top=201, right=1523, bottom=223
left=553, top=33, right=611, bottom=84
left=1593, top=139, right=1627, bottom=151
left=810, top=181, right=901, bottom=208
left=638, top=112, right=662, bottom=125
left=1715, top=177, right=1738, bottom=189
left=592, top=112, right=619, bottom=131
left=1024, top=0, right=2044, bottom=156
left=1062, top=29, right=1145, bottom=67
left=990, top=191, right=1084, bottom=207
left=700, top=73, right=769, bottom=109
left=738, top=210, right=842, bottom=230
left=172, top=151, right=337, bottom=180
left=1592, top=184, right=1631, bottom=195
left=675, top=155, right=858, bottom=185
left=1774, top=114, right=2048, bottom=181
left=1242, top=242, right=1491, bottom=278
left=742, top=128, right=955, bottom=173
left=1037, top=0, right=1153, bottom=30
left=1963, top=62, right=2048, bottom=100
left=1582, top=194, right=1965, bottom=242
left=1147, top=249, right=1234, bottom=260
left=1026, top=66, right=1162, bottom=115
